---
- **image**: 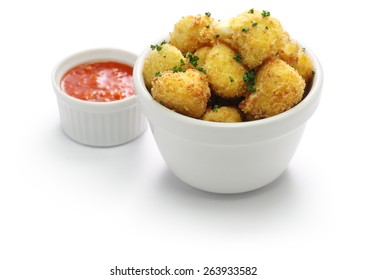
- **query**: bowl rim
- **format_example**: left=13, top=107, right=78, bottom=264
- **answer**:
left=52, top=48, right=138, bottom=110
left=133, top=37, right=323, bottom=129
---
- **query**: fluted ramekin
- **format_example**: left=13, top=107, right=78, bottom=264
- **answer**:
left=52, top=48, right=147, bottom=147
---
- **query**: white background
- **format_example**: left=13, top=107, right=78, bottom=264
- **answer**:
left=1, top=0, right=366, bottom=279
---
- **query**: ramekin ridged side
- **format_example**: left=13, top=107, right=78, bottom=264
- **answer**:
left=55, top=96, right=146, bottom=146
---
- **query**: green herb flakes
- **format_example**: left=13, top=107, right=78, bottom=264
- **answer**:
left=150, top=44, right=162, bottom=51
left=234, top=53, right=242, bottom=62
left=187, top=53, right=199, bottom=67
left=212, top=104, right=220, bottom=112
left=261, top=10, right=270, bottom=17
left=243, top=69, right=256, bottom=92
left=197, top=66, right=206, bottom=74
left=173, top=66, right=185, bottom=73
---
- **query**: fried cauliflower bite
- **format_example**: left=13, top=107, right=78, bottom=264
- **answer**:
left=214, top=9, right=285, bottom=69
left=202, top=106, right=242, bottom=122
left=239, top=59, right=306, bottom=120
left=151, top=69, right=210, bottom=118
left=205, top=43, right=248, bottom=99
left=279, top=40, right=314, bottom=83
left=170, top=14, right=215, bottom=54
left=143, top=44, right=185, bottom=90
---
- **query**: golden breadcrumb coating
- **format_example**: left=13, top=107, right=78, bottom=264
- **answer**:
left=205, top=43, right=248, bottom=99
left=143, top=44, right=185, bottom=90
left=214, top=9, right=285, bottom=68
left=239, top=59, right=306, bottom=119
left=193, top=46, right=212, bottom=67
left=143, top=10, right=314, bottom=122
left=170, top=15, right=215, bottom=54
left=279, top=39, right=314, bottom=83
left=151, top=69, right=210, bottom=118
left=202, top=106, right=242, bottom=122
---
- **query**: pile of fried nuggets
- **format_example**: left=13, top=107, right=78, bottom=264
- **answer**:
left=143, top=9, right=314, bottom=122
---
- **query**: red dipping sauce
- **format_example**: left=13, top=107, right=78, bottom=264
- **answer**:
left=61, top=61, right=134, bottom=102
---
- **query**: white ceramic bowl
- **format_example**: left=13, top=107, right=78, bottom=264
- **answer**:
left=134, top=38, right=323, bottom=194
left=52, top=48, right=147, bottom=147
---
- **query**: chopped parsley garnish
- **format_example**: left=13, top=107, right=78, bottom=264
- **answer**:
left=234, top=53, right=242, bottom=62
left=265, top=26, right=269, bottom=30
left=312, top=70, right=316, bottom=76
left=243, top=69, right=256, bottom=92
left=248, top=8, right=254, bottom=14
left=180, top=59, right=185, bottom=66
left=187, top=53, right=199, bottom=67
left=205, top=12, right=211, bottom=17
left=251, top=21, right=258, bottom=27
left=229, top=76, right=234, bottom=83
left=215, top=34, right=220, bottom=38
left=261, top=10, right=270, bottom=17
left=173, top=66, right=185, bottom=73
left=155, top=71, right=162, bottom=77
left=205, top=25, right=210, bottom=28
left=212, top=104, right=220, bottom=112
left=150, top=41, right=167, bottom=51
left=197, top=66, right=206, bottom=74
left=302, top=48, right=306, bottom=52
left=150, top=44, right=163, bottom=51
left=246, top=84, right=256, bottom=92
left=242, top=28, right=249, bottom=32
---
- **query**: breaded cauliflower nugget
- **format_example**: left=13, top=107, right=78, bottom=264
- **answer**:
left=239, top=59, right=305, bottom=119
left=151, top=69, right=210, bottom=118
left=205, top=43, right=248, bottom=99
left=214, top=9, right=285, bottom=68
left=279, top=40, right=314, bottom=83
left=202, top=106, right=242, bottom=122
left=170, top=14, right=215, bottom=54
left=143, top=43, right=185, bottom=90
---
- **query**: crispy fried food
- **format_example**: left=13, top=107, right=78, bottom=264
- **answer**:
left=170, top=15, right=215, bottom=54
left=193, top=46, right=211, bottom=67
left=143, top=43, right=185, bottom=90
left=214, top=9, right=285, bottom=69
left=202, top=106, right=242, bottom=122
left=205, top=43, right=248, bottom=99
left=151, top=69, right=210, bottom=118
left=279, top=39, right=314, bottom=83
left=144, top=9, right=314, bottom=121
left=239, top=59, right=305, bottom=119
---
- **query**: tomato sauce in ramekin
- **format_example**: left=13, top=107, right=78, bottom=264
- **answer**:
left=61, top=61, right=134, bottom=102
